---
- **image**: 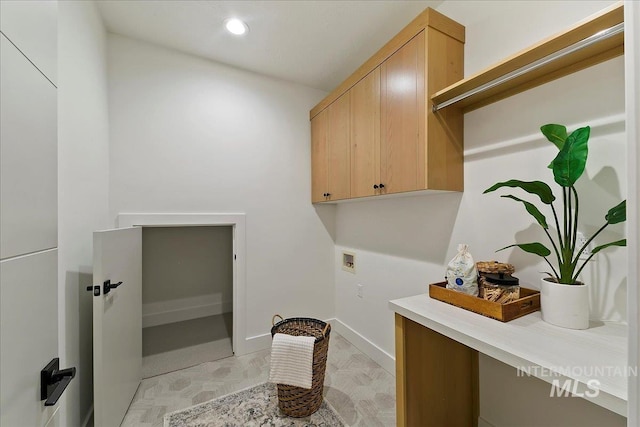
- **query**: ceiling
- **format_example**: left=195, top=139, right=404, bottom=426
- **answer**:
left=96, top=0, right=441, bottom=92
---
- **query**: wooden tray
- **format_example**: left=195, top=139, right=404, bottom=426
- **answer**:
left=429, top=281, right=540, bottom=322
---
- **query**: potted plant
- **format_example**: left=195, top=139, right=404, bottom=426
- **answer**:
left=484, top=124, right=626, bottom=329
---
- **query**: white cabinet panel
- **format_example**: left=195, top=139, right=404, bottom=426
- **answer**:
left=0, top=250, right=58, bottom=427
left=1, top=35, right=57, bottom=259
left=0, top=0, right=57, bottom=84
left=44, top=407, right=61, bottom=427
left=93, top=227, right=142, bottom=427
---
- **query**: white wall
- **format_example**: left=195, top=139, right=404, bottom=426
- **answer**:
left=58, top=2, right=111, bottom=426
left=141, top=226, right=233, bottom=327
left=335, top=1, right=627, bottom=425
left=107, top=34, right=335, bottom=347
left=142, top=226, right=232, bottom=303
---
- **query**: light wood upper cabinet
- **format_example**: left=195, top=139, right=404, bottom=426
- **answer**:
left=310, top=7, right=465, bottom=203
left=350, top=68, right=380, bottom=198
left=311, top=109, right=328, bottom=203
left=380, top=33, right=425, bottom=195
left=327, top=92, right=351, bottom=201
left=311, top=92, right=351, bottom=202
left=424, top=26, right=464, bottom=191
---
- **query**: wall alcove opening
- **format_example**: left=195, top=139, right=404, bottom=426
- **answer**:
left=140, top=225, right=233, bottom=378
left=117, top=213, right=247, bottom=377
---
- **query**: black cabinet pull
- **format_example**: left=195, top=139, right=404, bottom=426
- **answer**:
left=326, top=193, right=331, bottom=197
left=373, top=184, right=379, bottom=189
left=379, top=183, right=385, bottom=188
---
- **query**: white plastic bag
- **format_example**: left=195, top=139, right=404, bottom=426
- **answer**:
left=445, top=244, right=478, bottom=296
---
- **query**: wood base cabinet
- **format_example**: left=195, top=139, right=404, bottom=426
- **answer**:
left=310, top=8, right=465, bottom=203
left=395, top=314, right=479, bottom=427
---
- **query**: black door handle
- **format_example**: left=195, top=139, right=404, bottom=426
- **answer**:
left=86, top=280, right=123, bottom=296
left=103, top=280, right=123, bottom=295
left=41, top=358, right=76, bottom=406
left=379, top=183, right=385, bottom=189
left=373, top=184, right=379, bottom=189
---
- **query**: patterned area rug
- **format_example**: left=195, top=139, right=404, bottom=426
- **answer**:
left=164, top=382, right=346, bottom=426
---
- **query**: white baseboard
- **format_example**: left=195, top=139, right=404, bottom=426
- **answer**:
left=242, top=317, right=337, bottom=355
left=239, top=317, right=396, bottom=378
left=243, top=332, right=273, bottom=355
left=330, top=318, right=396, bottom=376
left=142, top=294, right=232, bottom=328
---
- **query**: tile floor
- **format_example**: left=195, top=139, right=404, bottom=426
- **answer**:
left=121, top=331, right=396, bottom=426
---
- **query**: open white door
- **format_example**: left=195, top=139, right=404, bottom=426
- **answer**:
left=92, top=227, right=142, bottom=427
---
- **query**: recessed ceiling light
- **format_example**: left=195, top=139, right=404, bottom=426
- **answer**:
left=225, top=18, right=248, bottom=36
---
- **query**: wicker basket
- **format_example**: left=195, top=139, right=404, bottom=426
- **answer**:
left=270, top=314, right=331, bottom=418
left=476, top=261, right=515, bottom=275
left=476, top=261, right=516, bottom=298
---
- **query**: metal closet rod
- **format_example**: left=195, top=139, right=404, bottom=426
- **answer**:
left=432, top=22, right=625, bottom=112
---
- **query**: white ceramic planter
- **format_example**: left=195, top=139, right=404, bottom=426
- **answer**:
left=540, top=278, right=589, bottom=330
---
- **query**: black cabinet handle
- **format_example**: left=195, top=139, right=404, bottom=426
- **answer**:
left=323, top=193, right=327, bottom=197
left=41, top=358, right=76, bottom=406
left=326, top=193, right=331, bottom=197
left=373, top=184, right=379, bottom=189
left=379, top=183, right=385, bottom=189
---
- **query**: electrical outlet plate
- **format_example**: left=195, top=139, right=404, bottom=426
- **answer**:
left=576, top=231, right=592, bottom=260
left=342, top=251, right=356, bottom=273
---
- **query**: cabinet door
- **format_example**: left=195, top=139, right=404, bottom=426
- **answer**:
left=425, top=26, right=464, bottom=191
left=311, top=109, right=328, bottom=203
left=380, top=32, right=425, bottom=194
left=350, top=68, right=380, bottom=198
left=0, top=0, right=58, bottom=84
left=1, top=35, right=57, bottom=259
left=0, top=250, right=58, bottom=427
left=327, top=92, right=351, bottom=201
left=93, top=227, right=142, bottom=427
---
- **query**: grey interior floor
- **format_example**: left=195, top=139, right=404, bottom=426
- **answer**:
left=123, top=331, right=396, bottom=426
left=142, top=313, right=233, bottom=378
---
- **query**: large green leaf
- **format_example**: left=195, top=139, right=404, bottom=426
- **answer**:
left=501, top=195, right=548, bottom=229
left=541, top=124, right=568, bottom=150
left=551, top=126, right=590, bottom=187
left=592, top=239, right=626, bottom=255
left=484, top=180, right=556, bottom=204
left=606, top=200, right=627, bottom=224
left=497, top=242, right=551, bottom=257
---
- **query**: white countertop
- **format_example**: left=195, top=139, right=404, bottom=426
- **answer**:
left=389, top=293, right=628, bottom=416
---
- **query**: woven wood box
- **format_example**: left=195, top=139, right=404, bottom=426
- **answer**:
left=429, top=281, right=540, bottom=322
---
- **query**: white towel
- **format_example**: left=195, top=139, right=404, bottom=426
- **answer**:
left=269, top=333, right=316, bottom=389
